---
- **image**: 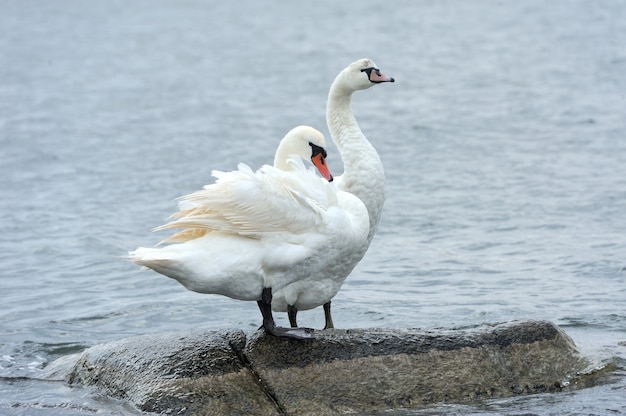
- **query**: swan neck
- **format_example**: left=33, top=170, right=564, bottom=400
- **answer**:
left=326, top=75, right=385, bottom=243
left=273, top=146, right=290, bottom=171
left=327, top=84, right=360, bottom=148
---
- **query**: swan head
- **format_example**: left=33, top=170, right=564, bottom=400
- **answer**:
left=338, top=58, right=395, bottom=92
left=274, top=125, right=334, bottom=182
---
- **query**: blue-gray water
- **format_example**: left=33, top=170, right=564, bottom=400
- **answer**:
left=1, top=0, right=625, bottom=414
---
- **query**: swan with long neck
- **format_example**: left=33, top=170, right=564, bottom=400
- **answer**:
left=272, top=59, right=394, bottom=328
left=129, top=125, right=368, bottom=339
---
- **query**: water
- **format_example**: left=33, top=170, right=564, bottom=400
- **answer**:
left=1, top=0, right=625, bottom=414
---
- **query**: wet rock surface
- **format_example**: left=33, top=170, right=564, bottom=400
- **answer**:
left=56, top=321, right=592, bottom=415
left=66, top=329, right=279, bottom=415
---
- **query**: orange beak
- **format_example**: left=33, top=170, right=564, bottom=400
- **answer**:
left=311, top=153, right=333, bottom=182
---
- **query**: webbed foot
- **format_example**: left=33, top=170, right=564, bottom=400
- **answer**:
left=264, top=324, right=314, bottom=340
left=258, top=287, right=314, bottom=340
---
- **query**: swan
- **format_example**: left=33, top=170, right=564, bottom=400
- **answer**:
left=129, top=125, right=369, bottom=339
left=272, top=59, right=394, bottom=328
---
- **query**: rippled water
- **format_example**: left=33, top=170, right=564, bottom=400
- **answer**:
left=1, top=0, right=625, bottom=414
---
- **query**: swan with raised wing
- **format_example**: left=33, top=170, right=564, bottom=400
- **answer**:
left=129, top=125, right=369, bottom=339
left=272, top=59, right=394, bottom=328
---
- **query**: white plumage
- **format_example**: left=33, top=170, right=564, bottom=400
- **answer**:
left=272, top=59, right=395, bottom=328
left=129, top=125, right=369, bottom=338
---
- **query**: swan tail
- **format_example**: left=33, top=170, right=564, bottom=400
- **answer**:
left=128, top=247, right=181, bottom=279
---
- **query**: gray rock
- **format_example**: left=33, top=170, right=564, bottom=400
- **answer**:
left=66, top=329, right=279, bottom=415
left=60, top=321, right=593, bottom=415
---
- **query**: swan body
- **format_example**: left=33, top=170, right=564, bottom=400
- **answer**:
left=272, top=59, right=394, bottom=327
left=129, top=125, right=369, bottom=338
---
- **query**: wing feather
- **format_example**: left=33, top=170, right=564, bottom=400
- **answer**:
left=156, top=156, right=337, bottom=243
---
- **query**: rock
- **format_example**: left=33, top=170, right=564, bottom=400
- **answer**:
left=66, top=329, right=280, bottom=415
left=60, top=321, right=592, bottom=415
left=245, top=321, right=588, bottom=414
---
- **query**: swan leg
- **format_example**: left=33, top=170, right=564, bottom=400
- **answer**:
left=287, top=304, right=298, bottom=328
left=257, top=288, right=314, bottom=340
left=323, top=301, right=334, bottom=329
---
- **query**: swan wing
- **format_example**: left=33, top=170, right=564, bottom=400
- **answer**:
left=156, top=156, right=337, bottom=242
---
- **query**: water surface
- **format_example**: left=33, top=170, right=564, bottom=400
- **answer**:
left=1, top=0, right=625, bottom=414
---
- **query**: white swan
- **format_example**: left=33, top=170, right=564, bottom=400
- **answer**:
left=129, top=125, right=369, bottom=339
left=272, top=59, right=394, bottom=328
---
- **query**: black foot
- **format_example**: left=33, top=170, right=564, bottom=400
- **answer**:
left=287, top=304, right=298, bottom=328
left=264, top=324, right=314, bottom=340
left=258, top=287, right=314, bottom=340
left=323, top=301, right=334, bottom=330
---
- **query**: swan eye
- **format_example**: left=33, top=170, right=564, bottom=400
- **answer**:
left=360, top=67, right=381, bottom=80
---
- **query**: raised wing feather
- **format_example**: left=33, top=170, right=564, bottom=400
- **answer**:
left=156, top=156, right=337, bottom=243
